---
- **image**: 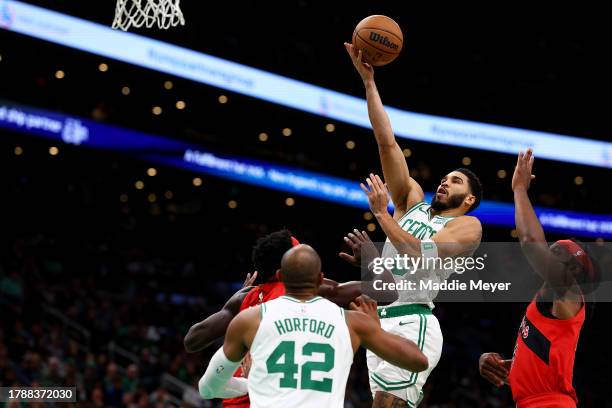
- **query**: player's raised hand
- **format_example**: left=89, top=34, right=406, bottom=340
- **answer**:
left=479, top=352, right=511, bottom=387
left=349, top=294, right=380, bottom=325
left=512, top=148, right=536, bottom=192
left=339, top=229, right=364, bottom=267
left=360, top=174, right=390, bottom=217
left=242, top=271, right=258, bottom=288
left=344, top=42, right=374, bottom=82
left=339, top=229, right=379, bottom=267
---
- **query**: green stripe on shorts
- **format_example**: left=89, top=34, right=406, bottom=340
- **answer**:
left=371, top=372, right=414, bottom=386
left=371, top=373, right=413, bottom=391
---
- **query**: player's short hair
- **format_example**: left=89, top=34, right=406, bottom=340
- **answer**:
left=455, top=168, right=482, bottom=213
left=252, top=229, right=294, bottom=281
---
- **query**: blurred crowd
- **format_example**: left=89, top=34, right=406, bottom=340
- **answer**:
left=1, top=233, right=211, bottom=407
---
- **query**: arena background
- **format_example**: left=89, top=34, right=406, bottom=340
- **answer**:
left=1, top=2, right=611, bottom=407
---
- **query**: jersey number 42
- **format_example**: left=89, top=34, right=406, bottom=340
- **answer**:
left=266, top=341, right=335, bottom=393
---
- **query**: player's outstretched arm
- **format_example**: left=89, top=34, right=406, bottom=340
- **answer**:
left=344, top=42, right=424, bottom=215
left=318, top=278, right=362, bottom=308
left=319, top=280, right=397, bottom=307
left=511, top=149, right=573, bottom=293
left=512, top=149, right=545, bottom=245
left=184, top=286, right=251, bottom=353
left=347, top=296, right=428, bottom=373
left=199, top=307, right=260, bottom=399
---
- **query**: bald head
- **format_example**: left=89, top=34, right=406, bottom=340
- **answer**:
left=279, top=244, right=322, bottom=290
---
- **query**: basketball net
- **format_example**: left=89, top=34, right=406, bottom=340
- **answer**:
left=112, top=0, right=185, bottom=31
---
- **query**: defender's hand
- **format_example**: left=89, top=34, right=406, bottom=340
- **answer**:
left=479, top=352, right=511, bottom=387
left=344, top=42, right=374, bottom=83
left=349, top=295, right=380, bottom=325
left=512, top=148, right=536, bottom=192
left=242, top=271, right=258, bottom=288
left=339, top=229, right=378, bottom=267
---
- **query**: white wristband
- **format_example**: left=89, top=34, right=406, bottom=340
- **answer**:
left=421, top=239, right=438, bottom=260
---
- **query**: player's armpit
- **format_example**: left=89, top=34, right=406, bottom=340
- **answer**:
left=184, top=286, right=251, bottom=353
left=432, top=215, right=482, bottom=257
left=404, top=178, right=425, bottom=216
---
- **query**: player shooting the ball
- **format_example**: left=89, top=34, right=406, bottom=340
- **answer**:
left=344, top=42, right=483, bottom=407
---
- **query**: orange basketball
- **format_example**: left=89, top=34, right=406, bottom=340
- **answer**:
left=352, top=15, right=403, bottom=66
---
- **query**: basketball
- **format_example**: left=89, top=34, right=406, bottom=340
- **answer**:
left=352, top=15, right=403, bottom=66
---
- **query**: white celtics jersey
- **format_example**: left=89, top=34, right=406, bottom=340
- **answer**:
left=381, top=201, right=455, bottom=307
left=248, top=296, right=353, bottom=408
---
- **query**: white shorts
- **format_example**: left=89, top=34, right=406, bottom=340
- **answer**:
left=367, top=304, right=443, bottom=407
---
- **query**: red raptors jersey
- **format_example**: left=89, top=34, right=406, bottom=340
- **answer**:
left=508, top=296, right=585, bottom=408
left=222, top=280, right=286, bottom=408
left=239, top=280, right=286, bottom=312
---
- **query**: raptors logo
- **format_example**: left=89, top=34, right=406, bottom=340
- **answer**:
left=520, top=318, right=530, bottom=339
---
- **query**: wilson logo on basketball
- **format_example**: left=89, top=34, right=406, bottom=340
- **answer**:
left=369, top=32, right=399, bottom=50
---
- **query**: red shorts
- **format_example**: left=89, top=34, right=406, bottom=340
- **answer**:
left=516, top=393, right=576, bottom=408
left=222, top=399, right=249, bottom=408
